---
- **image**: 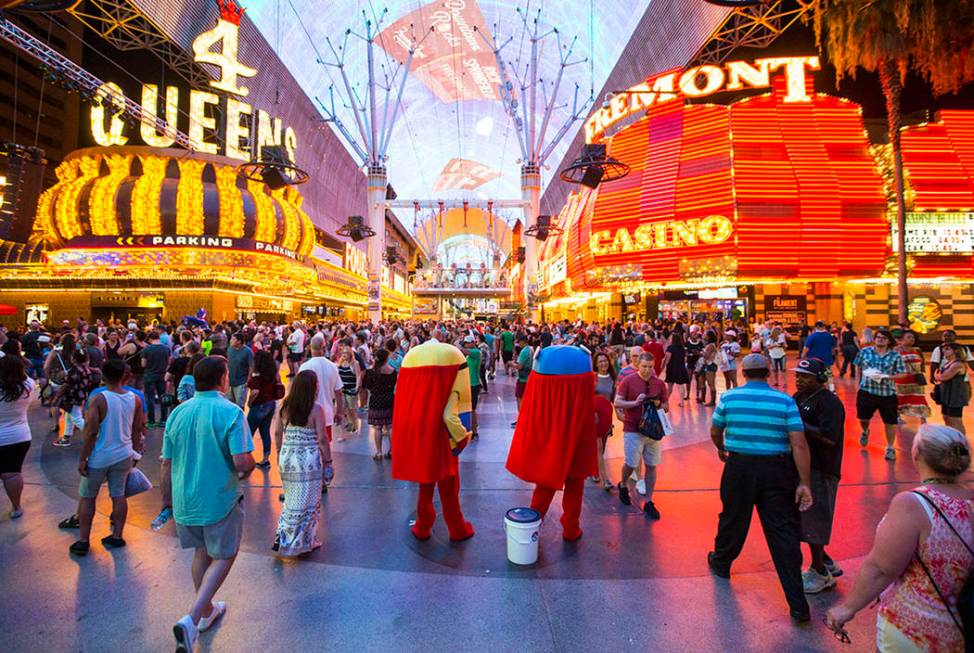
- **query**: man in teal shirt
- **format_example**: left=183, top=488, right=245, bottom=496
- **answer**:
left=463, top=335, right=482, bottom=439
left=161, top=356, right=255, bottom=652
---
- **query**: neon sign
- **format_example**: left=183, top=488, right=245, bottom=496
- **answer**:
left=584, top=56, right=821, bottom=143
left=89, top=0, right=297, bottom=162
left=589, top=215, right=734, bottom=256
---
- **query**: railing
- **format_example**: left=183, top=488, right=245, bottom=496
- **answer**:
left=413, top=268, right=511, bottom=291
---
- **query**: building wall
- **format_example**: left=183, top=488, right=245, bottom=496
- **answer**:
left=847, top=283, right=974, bottom=344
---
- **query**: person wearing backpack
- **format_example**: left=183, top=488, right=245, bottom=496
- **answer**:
left=826, top=424, right=974, bottom=651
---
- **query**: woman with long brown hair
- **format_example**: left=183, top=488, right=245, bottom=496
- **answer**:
left=0, top=355, right=34, bottom=518
left=273, top=370, right=331, bottom=557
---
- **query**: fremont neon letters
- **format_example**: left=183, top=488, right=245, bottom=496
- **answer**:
left=584, top=56, right=821, bottom=143
left=589, top=215, right=734, bottom=256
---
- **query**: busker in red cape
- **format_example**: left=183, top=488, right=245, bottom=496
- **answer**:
left=390, top=339, right=476, bottom=542
left=506, top=345, right=597, bottom=541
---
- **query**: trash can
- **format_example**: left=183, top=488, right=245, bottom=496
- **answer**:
left=504, top=507, right=541, bottom=565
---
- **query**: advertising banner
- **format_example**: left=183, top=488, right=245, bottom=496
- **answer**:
left=378, top=0, right=501, bottom=103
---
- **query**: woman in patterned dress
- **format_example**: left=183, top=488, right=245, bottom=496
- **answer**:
left=273, top=370, right=332, bottom=557
left=894, top=330, right=931, bottom=422
left=826, top=424, right=974, bottom=652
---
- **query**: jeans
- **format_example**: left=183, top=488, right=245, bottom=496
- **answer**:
left=143, top=376, right=168, bottom=424
left=247, top=400, right=276, bottom=458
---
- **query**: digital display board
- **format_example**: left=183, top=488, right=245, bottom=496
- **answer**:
left=246, top=0, right=652, bottom=202
left=892, top=212, right=974, bottom=253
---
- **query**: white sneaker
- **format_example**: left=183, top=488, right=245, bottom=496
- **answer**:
left=636, top=479, right=646, bottom=496
left=802, top=568, right=835, bottom=594
left=173, top=615, right=198, bottom=652
left=197, top=601, right=225, bottom=632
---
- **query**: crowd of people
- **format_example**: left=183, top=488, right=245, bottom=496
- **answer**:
left=0, top=312, right=971, bottom=652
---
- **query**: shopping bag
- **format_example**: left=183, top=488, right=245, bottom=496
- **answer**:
left=125, top=466, right=153, bottom=498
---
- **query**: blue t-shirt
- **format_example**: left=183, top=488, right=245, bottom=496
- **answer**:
left=804, top=331, right=836, bottom=366
left=162, top=391, right=253, bottom=526
left=712, top=381, right=804, bottom=455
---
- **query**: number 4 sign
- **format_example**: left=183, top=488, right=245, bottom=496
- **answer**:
left=192, top=0, right=257, bottom=98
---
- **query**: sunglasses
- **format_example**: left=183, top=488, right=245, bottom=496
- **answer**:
left=823, top=617, right=852, bottom=644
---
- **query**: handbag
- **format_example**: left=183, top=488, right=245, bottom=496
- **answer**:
left=911, top=491, right=974, bottom=645
left=933, top=384, right=943, bottom=405
left=160, top=392, right=178, bottom=407
left=124, top=466, right=153, bottom=497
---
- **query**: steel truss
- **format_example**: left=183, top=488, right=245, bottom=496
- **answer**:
left=0, top=14, right=196, bottom=149
left=67, top=0, right=211, bottom=88
left=692, top=0, right=813, bottom=65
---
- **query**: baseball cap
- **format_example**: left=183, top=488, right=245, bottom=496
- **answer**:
left=793, top=358, right=827, bottom=377
left=724, top=329, right=737, bottom=338
left=463, top=335, right=475, bottom=343
left=741, top=353, right=769, bottom=370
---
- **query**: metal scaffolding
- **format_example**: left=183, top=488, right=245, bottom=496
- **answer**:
left=692, top=0, right=813, bottom=65
left=67, top=0, right=211, bottom=88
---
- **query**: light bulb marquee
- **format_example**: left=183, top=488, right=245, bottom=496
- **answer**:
left=87, top=0, right=297, bottom=163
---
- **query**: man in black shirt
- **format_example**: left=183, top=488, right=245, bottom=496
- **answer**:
left=792, top=358, right=846, bottom=594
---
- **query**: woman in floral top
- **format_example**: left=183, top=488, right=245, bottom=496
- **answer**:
left=894, top=330, right=931, bottom=421
left=53, top=349, right=96, bottom=447
left=826, top=424, right=974, bottom=652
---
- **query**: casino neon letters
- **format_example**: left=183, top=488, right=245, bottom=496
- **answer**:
left=589, top=215, right=734, bottom=256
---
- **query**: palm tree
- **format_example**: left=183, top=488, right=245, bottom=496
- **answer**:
left=810, top=0, right=974, bottom=323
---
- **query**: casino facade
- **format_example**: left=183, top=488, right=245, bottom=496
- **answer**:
left=538, top=57, right=974, bottom=342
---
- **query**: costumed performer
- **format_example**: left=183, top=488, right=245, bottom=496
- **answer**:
left=506, top=345, right=596, bottom=540
left=391, top=340, right=475, bottom=541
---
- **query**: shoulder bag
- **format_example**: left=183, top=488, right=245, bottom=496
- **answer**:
left=911, top=491, right=974, bottom=647
left=637, top=379, right=666, bottom=441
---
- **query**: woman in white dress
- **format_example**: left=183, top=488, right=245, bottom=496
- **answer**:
left=273, top=370, right=332, bottom=557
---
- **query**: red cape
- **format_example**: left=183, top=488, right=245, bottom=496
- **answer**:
left=506, top=371, right=597, bottom=489
left=391, top=364, right=460, bottom=484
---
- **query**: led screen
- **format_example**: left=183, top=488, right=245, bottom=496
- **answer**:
left=245, top=0, right=652, bottom=205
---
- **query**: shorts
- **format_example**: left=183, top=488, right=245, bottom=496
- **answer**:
left=288, top=352, right=304, bottom=362
left=856, top=390, right=899, bottom=425
left=0, top=441, right=31, bottom=474
left=176, top=501, right=245, bottom=560
left=623, top=431, right=662, bottom=468
left=79, top=457, right=132, bottom=499
left=502, top=350, right=513, bottom=363
left=771, top=356, right=786, bottom=372
left=515, top=380, right=527, bottom=399
left=471, top=384, right=481, bottom=410
left=800, top=469, right=839, bottom=545
left=942, top=405, right=965, bottom=418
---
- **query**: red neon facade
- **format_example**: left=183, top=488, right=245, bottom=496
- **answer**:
left=560, top=73, right=889, bottom=289
left=897, top=111, right=974, bottom=278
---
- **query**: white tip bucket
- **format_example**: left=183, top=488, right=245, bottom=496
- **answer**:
left=504, top=507, right=541, bottom=565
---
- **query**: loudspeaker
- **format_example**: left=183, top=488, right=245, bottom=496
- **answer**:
left=581, top=143, right=606, bottom=161
left=535, top=215, right=552, bottom=242
left=580, top=165, right=604, bottom=189
left=517, top=246, right=526, bottom=263
left=260, top=167, right=291, bottom=190
left=0, top=144, right=46, bottom=243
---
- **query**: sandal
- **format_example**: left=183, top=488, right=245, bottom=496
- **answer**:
left=372, top=454, right=383, bottom=461
left=58, top=514, right=80, bottom=529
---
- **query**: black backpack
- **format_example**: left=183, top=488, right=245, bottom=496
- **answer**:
left=912, top=491, right=974, bottom=650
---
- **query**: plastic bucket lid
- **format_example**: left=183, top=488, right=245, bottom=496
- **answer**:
left=506, top=507, right=541, bottom=524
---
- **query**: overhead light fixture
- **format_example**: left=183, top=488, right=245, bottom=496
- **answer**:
left=337, top=215, right=375, bottom=243
left=559, top=143, right=630, bottom=189
left=238, top=145, right=309, bottom=190
left=525, top=215, right=562, bottom=242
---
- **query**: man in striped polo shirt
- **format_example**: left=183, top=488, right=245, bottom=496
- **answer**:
left=707, top=353, right=814, bottom=622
